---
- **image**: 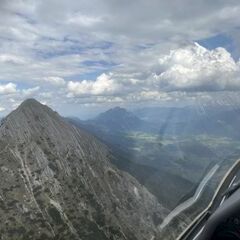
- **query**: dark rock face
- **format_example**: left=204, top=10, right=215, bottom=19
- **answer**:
left=0, top=99, right=167, bottom=240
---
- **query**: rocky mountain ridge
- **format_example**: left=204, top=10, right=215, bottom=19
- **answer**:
left=0, top=99, right=167, bottom=240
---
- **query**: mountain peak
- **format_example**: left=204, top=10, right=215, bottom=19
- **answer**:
left=12, top=98, right=47, bottom=116
left=109, top=106, right=127, bottom=112
left=19, top=98, right=43, bottom=108
left=96, top=106, right=133, bottom=120
left=0, top=98, right=64, bottom=145
left=16, top=98, right=53, bottom=114
left=17, top=98, right=49, bottom=114
left=91, top=106, right=145, bottom=132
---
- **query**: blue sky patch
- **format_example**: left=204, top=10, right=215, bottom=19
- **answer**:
left=197, top=33, right=237, bottom=59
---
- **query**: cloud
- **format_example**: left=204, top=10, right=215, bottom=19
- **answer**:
left=22, top=86, right=40, bottom=97
left=149, top=43, right=240, bottom=92
left=67, top=73, right=121, bottom=96
left=67, top=43, right=240, bottom=100
left=19, top=0, right=240, bottom=43
left=0, top=0, right=240, bottom=116
left=67, top=14, right=103, bottom=27
left=0, top=54, right=26, bottom=64
left=0, top=106, right=5, bottom=112
left=0, top=1, right=239, bottom=85
left=0, top=83, right=17, bottom=94
left=43, top=77, right=66, bottom=86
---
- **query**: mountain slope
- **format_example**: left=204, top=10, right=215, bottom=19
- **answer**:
left=0, top=99, right=167, bottom=240
left=67, top=107, right=156, bottom=154
left=68, top=112, right=196, bottom=210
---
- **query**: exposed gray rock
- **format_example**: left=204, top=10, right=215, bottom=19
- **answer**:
left=0, top=99, right=167, bottom=240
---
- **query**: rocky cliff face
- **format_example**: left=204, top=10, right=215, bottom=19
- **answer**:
left=0, top=99, right=167, bottom=240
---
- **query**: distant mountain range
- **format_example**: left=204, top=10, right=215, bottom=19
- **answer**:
left=72, top=104, right=240, bottom=140
left=95, top=106, right=145, bottom=132
left=0, top=99, right=167, bottom=240
left=68, top=107, right=200, bottom=209
left=67, top=106, right=156, bottom=142
left=68, top=104, right=240, bottom=211
left=134, top=106, right=240, bottom=138
left=74, top=106, right=156, bottom=134
left=67, top=107, right=157, bottom=158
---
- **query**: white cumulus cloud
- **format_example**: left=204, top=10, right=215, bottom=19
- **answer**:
left=22, top=86, right=40, bottom=97
left=149, top=43, right=240, bottom=92
left=0, top=54, right=26, bottom=64
left=67, top=14, right=103, bottom=27
left=0, top=83, right=17, bottom=94
left=43, top=77, right=66, bottom=86
left=67, top=73, right=121, bottom=96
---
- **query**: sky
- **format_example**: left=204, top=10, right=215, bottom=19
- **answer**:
left=0, top=0, right=240, bottom=118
